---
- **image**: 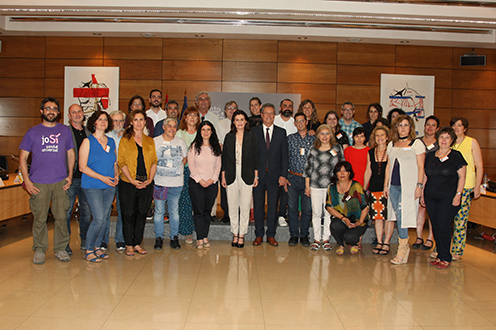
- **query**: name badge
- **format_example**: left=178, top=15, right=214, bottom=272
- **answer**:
left=300, top=148, right=305, bottom=156
left=344, top=195, right=352, bottom=202
left=427, top=144, right=435, bottom=150
left=330, top=150, right=337, bottom=157
left=336, top=133, right=342, bottom=139
left=403, top=147, right=412, bottom=151
left=440, top=156, right=449, bottom=162
left=105, top=145, right=110, bottom=153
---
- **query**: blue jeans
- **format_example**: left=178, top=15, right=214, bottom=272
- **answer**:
left=154, top=186, right=182, bottom=239
left=389, top=185, right=408, bottom=239
left=83, top=187, right=116, bottom=250
left=66, top=178, right=92, bottom=242
left=287, top=174, right=311, bottom=238
left=102, top=187, right=124, bottom=245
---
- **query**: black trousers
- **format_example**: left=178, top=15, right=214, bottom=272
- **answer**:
left=219, top=172, right=229, bottom=219
left=253, top=178, right=279, bottom=238
left=189, top=179, right=218, bottom=240
left=424, top=195, right=460, bottom=263
left=330, top=218, right=367, bottom=246
left=119, top=180, right=154, bottom=247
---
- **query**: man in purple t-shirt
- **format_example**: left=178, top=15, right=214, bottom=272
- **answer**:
left=19, top=97, right=75, bottom=264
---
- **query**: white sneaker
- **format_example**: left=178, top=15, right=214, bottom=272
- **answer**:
left=33, top=251, right=45, bottom=264
left=278, top=216, right=288, bottom=227
left=55, top=250, right=71, bottom=262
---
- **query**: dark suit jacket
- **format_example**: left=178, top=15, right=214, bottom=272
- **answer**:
left=222, top=130, right=259, bottom=186
left=253, top=124, right=289, bottom=184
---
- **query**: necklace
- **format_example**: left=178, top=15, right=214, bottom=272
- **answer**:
left=375, top=147, right=387, bottom=175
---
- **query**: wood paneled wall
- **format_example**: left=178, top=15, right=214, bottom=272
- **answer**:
left=0, top=36, right=495, bottom=177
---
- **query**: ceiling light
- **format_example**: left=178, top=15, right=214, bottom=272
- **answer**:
left=400, top=40, right=410, bottom=43
left=92, top=32, right=101, bottom=35
left=347, top=38, right=362, bottom=42
left=298, top=36, right=307, bottom=40
left=195, top=34, right=204, bottom=37
left=141, top=33, right=154, bottom=38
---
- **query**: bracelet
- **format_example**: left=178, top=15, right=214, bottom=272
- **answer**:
left=255, top=176, right=259, bottom=179
left=456, top=191, right=462, bottom=195
left=416, top=183, right=424, bottom=189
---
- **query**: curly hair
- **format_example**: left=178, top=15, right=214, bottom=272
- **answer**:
left=87, top=110, right=113, bottom=133
left=435, top=126, right=457, bottom=146
left=298, top=99, right=319, bottom=127
left=192, top=121, right=222, bottom=157
left=369, top=126, right=390, bottom=149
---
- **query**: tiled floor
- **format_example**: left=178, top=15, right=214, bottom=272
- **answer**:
left=1, top=221, right=496, bottom=330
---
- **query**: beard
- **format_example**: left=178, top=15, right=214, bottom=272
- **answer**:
left=282, top=110, right=292, bottom=118
left=42, top=113, right=58, bottom=123
left=113, top=127, right=124, bottom=133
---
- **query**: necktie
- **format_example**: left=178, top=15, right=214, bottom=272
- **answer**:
left=266, top=127, right=270, bottom=151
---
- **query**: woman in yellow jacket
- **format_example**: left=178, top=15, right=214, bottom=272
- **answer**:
left=118, top=110, right=157, bottom=256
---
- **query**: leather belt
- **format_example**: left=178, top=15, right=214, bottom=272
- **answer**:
left=289, top=171, right=303, bottom=177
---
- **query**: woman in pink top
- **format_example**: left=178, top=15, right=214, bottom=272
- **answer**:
left=188, top=121, right=222, bottom=249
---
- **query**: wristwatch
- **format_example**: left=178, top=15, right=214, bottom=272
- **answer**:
left=416, top=183, right=424, bottom=189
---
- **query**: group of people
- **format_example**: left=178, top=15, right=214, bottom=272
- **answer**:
left=20, top=92, right=483, bottom=270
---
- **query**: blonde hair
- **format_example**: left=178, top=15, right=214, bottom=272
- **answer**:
left=390, top=114, right=416, bottom=142
left=313, top=124, right=337, bottom=149
left=369, top=126, right=390, bottom=149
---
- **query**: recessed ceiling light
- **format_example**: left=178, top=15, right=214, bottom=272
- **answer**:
left=347, top=38, right=362, bottom=42
left=400, top=40, right=410, bottom=43
left=141, top=33, right=154, bottom=38
left=195, top=34, right=204, bottom=38
left=298, top=36, right=307, bottom=40
left=92, top=32, right=101, bottom=36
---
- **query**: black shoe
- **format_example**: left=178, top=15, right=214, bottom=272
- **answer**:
left=288, top=236, right=299, bottom=246
left=210, top=216, right=218, bottom=223
left=170, top=236, right=181, bottom=249
left=116, top=242, right=126, bottom=252
left=300, top=236, right=310, bottom=247
left=154, top=237, right=163, bottom=250
left=100, top=242, right=108, bottom=251
left=65, top=244, right=73, bottom=255
left=237, top=237, right=245, bottom=248
left=221, top=216, right=230, bottom=224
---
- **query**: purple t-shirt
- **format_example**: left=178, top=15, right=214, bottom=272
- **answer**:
left=19, top=123, right=74, bottom=184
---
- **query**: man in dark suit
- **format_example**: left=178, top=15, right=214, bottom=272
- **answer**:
left=252, top=103, right=289, bottom=246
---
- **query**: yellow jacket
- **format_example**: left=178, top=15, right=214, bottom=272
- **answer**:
left=118, top=135, right=157, bottom=183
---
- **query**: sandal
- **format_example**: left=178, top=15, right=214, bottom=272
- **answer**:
left=322, top=241, right=332, bottom=251
left=237, top=236, right=244, bottom=248
left=134, top=245, right=147, bottom=255
left=372, top=243, right=383, bottom=254
left=310, top=241, right=321, bottom=250
left=94, top=248, right=109, bottom=259
left=379, top=243, right=390, bottom=255
left=422, top=239, right=434, bottom=250
left=336, top=245, right=345, bottom=256
left=203, top=239, right=210, bottom=248
left=412, top=237, right=424, bottom=249
left=232, top=235, right=239, bottom=247
left=197, top=241, right=204, bottom=250
left=185, top=235, right=193, bottom=244
left=84, top=252, right=103, bottom=263
left=125, top=246, right=135, bottom=256
left=350, top=245, right=359, bottom=255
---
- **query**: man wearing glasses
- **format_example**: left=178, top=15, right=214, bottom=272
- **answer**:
left=339, top=101, right=362, bottom=145
left=19, top=97, right=75, bottom=264
left=64, top=103, right=92, bottom=255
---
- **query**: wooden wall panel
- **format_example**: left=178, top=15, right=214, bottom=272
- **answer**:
left=221, top=82, right=277, bottom=94
left=0, top=117, right=43, bottom=137
left=0, top=98, right=41, bottom=117
left=465, top=110, right=496, bottom=129
left=434, top=88, right=452, bottom=109
left=470, top=129, right=496, bottom=149
left=104, top=59, right=162, bottom=80
left=162, top=38, right=222, bottom=61
left=395, top=67, right=453, bottom=89
left=44, top=78, right=64, bottom=99
left=396, top=45, right=452, bottom=69
left=104, top=38, right=162, bottom=60
left=453, top=48, right=496, bottom=71
left=0, top=137, right=24, bottom=157
left=337, top=65, right=394, bottom=85
left=278, top=63, right=336, bottom=84
left=277, top=83, right=336, bottom=105
left=223, top=62, right=276, bottom=82
left=481, top=149, right=496, bottom=167
left=163, top=61, right=221, bottom=81
left=336, top=85, right=379, bottom=107
left=452, top=89, right=496, bottom=110
left=0, top=37, right=46, bottom=58
left=46, top=37, right=104, bottom=59
left=278, top=41, right=337, bottom=64
left=120, top=80, right=163, bottom=101
left=45, top=59, right=104, bottom=79
left=452, top=70, right=496, bottom=90
left=0, top=59, right=45, bottom=78
left=0, top=78, right=45, bottom=98
left=223, top=40, right=277, bottom=62
left=161, top=81, right=222, bottom=101
left=338, top=43, right=396, bottom=67
left=431, top=107, right=452, bottom=127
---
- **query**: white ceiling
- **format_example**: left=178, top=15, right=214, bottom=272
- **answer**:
left=1, top=0, right=496, bottom=48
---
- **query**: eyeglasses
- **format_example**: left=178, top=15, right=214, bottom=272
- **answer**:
left=113, top=119, right=125, bottom=123
left=397, top=123, right=411, bottom=128
left=132, top=102, right=142, bottom=106
left=43, top=106, right=59, bottom=112
left=227, top=106, right=237, bottom=110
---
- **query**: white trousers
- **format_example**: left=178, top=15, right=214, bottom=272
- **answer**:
left=227, top=170, right=253, bottom=236
left=310, top=187, right=331, bottom=242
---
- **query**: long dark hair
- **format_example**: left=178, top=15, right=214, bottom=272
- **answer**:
left=230, top=110, right=250, bottom=133
left=123, top=110, right=146, bottom=139
left=192, top=121, right=222, bottom=157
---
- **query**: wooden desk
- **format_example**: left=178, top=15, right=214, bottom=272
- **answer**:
left=468, top=191, right=496, bottom=229
left=0, top=175, right=31, bottom=221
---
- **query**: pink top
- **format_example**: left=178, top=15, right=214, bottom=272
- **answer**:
left=188, top=145, right=221, bottom=183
